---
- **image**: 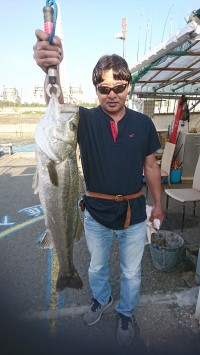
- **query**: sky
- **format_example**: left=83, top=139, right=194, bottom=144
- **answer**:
left=1, top=0, right=200, bottom=101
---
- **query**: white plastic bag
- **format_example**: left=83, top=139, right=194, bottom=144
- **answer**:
left=146, top=205, right=160, bottom=244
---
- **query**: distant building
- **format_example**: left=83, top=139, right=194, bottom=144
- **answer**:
left=69, top=85, right=83, bottom=104
left=61, top=85, right=70, bottom=103
left=32, top=85, right=45, bottom=104
left=0, top=85, right=21, bottom=104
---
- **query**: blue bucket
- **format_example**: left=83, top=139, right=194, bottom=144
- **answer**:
left=170, top=169, right=182, bottom=183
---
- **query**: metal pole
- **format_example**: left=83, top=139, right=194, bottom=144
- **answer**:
left=122, top=17, right=127, bottom=58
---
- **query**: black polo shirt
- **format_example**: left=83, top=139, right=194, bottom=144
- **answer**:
left=77, top=105, right=160, bottom=230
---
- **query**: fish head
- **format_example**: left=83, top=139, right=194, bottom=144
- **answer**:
left=35, top=96, right=79, bottom=162
left=51, top=111, right=79, bottom=161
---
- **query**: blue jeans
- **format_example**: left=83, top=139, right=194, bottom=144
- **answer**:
left=84, top=209, right=146, bottom=317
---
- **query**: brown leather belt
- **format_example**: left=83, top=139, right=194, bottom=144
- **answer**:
left=86, top=190, right=143, bottom=229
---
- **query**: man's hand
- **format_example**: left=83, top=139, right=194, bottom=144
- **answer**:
left=149, top=205, right=164, bottom=226
left=33, top=29, right=63, bottom=73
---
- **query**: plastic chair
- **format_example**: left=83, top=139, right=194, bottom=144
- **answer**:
left=165, top=155, right=200, bottom=232
left=160, top=142, right=176, bottom=187
left=145, top=142, right=175, bottom=198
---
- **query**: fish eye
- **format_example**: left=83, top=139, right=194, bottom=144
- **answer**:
left=69, top=122, right=76, bottom=131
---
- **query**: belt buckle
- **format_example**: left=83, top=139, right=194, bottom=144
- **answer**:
left=115, top=194, right=123, bottom=201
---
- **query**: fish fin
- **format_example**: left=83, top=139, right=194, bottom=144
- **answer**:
left=56, top=271, right=83, bottom=291
left=37, top=230, right=54, bottom=249
left=47, top=161, right=59, bottom=186
left=32, top=169, right=39, bottom=194
left=75, top=216, right=83, bottom=240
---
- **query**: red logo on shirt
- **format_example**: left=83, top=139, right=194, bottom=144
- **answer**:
left=129, top=133, right=135, bottom=138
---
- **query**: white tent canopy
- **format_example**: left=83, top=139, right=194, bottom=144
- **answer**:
left=130, top=10, right=200, bottom=99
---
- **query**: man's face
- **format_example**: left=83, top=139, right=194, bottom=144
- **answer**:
left=96, top=69, right=129, bottom=117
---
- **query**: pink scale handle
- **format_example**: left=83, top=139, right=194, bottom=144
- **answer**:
left=43, top=6, right=54, bottom=35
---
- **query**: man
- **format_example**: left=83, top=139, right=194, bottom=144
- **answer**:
left=33, top=29, right=164, bottom=347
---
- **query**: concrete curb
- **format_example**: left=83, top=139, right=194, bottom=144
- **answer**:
left=23, top=286, right=199, bottom=321
left=140, top=286, right=199, bottom=306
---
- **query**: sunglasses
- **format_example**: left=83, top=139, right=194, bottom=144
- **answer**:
left=97, top=83, right=128, bottom=95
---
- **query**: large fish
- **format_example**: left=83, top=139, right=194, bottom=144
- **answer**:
left=33, top=94, right=84, bottom=291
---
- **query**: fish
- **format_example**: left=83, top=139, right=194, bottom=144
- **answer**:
left=33, top=93, right=84, bottom=291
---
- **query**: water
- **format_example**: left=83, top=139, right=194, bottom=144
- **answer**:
left=0, top=133, right=35, bottom=152
left=13, top=144, right=35, bottom=153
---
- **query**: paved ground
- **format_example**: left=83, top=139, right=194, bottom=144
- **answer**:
left=0, top=152, right=200, bottom=355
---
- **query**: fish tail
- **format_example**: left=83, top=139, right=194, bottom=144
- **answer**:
left=56, top=271, right=83, bottom=291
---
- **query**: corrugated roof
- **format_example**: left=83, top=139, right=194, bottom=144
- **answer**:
left=130, top=10, right=200, bottom=99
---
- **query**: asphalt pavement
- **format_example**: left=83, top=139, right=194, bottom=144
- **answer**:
left=0, top=152, right=200, bottom=355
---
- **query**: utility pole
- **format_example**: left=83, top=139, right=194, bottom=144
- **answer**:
left=115, top=17, right=127, bottom=58
left=122, top=17, right=127, bottom=58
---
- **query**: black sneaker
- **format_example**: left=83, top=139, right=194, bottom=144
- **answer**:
left=84, top=296, right=113, bottom=325
left=117, top=313, right=135, bottom=347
